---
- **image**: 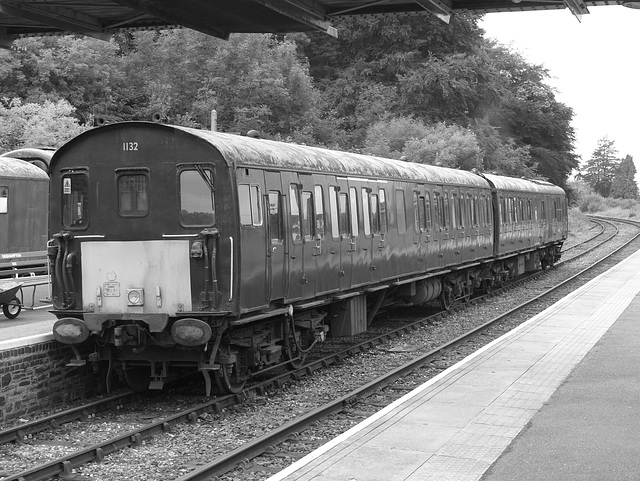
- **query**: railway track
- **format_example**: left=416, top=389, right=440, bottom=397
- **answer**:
left=0, top=215, right=635, bottom=481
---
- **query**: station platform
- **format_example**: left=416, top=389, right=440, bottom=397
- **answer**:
left=0, top=278, right=54, bottom=349
left=268, top=249, right=640, bottom=481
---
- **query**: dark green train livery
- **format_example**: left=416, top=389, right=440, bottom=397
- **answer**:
left=50, top=122, right=567, bottom=394
left=0, top=153, right=51, bottom=277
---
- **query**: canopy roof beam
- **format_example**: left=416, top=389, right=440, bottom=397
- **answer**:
left=0, top=0, right=111, bottom=41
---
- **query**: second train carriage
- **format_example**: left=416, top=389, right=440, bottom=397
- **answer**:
left=0, top=156, right=50, bottom=277
left=50, top=122, right=567, bottom=394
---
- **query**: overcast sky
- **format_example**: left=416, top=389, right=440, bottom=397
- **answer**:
left=480, top=5, right=640, bottom=175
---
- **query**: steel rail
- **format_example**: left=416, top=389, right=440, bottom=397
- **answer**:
left=2, top=216, right=634, bottom=481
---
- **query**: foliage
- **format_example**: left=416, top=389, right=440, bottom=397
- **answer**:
left=0, top=17, right=585, bottom=188
left=610, top=155, right=638, bottom=199
left=578, top=136, right=620, bottom=197
left=0, top=97, right=86, bottom=150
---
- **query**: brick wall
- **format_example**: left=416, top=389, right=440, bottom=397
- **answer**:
left=0, top=341, right=104, bottom=425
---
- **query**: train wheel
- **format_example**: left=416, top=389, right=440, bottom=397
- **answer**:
left=439, top=290, right=453, bottom=310
left=2, top=297, right=22, bottom=319
left=123, top=365, right=151, bottom=392
left=215, top=365, right=246, bottom=394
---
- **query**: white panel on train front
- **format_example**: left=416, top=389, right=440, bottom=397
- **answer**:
left=81, top=240, right=192, bottom=314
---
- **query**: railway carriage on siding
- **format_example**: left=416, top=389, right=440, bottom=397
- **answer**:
left=0, top=156, right=50, bottom=277
left=50, top=122, right=567, bottom=394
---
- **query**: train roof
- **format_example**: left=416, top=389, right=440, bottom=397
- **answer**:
left=481, top=173, right=566, bottom=196
left=0, top=156, right=50, bottom=181
left=54, top=122, right=490, bottom=189
left=181, top=125, right=489, bottom=187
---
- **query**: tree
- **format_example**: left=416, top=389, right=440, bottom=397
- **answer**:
left=0, top=98, right=86, bottom=151
left=610, top=154, right=638, bottom=199
left=579, top=136, right=620, bottom=197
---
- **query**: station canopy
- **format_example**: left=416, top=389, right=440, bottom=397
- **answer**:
left=1, top=0, right=639, bottom=48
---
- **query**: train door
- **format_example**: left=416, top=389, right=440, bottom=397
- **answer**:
left=433, top=186, right=448, bottom=269
left=372, top=185, right=391, bottom=281
left=264, top=171, right=286, bottom=301
left=367, top=184, right=384, bottom=283
left=335, top=177, right=353, bottom=290
left=351, top=181, right=373, bottom=287
left=422, top=185, right=439, bottom=268
left=236, top=168, right=269, bottom=310
left=299, top=174, right=319, bottom=299
left=412, top=186, right=427, bottom=272
left=448, top=187, right=463, bottom=266
left=314, top=177, right=340, bottom=296
left=466, top=191, right=480, bottom=261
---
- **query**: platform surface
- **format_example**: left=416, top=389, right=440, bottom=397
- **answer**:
left=0, top=280, right=54, bottom=349
left=268, top=249, right=640, bottom=481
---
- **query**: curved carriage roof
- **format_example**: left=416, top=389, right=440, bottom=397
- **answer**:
left=0, top=156, right=50, bottom=181
left=176, top=123, right=490, bottom=189
left=481, top=173, right=565, bottom=196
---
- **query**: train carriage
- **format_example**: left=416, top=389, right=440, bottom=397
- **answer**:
left=0, top=156, right=50, bottom=277
left=49, top=122, right=567, bottom=394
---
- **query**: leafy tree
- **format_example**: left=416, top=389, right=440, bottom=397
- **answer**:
left=0, top=97, right=86, bottom=151
left=362, top=116, right=431, bottom=158
left=579, top=136, right=620, bottom=197
left=0, top=36, right=123, bottom=124
left=402, top=122, right=482, bottom=170
left=610, top=154, right=638, bottom=199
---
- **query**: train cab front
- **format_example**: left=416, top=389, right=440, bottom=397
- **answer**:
left=47, top=122, right=230, bottom=393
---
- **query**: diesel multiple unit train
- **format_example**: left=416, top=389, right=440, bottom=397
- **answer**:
left=50, top=122, right=568, bottom=394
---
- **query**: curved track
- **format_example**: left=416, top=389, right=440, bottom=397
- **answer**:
left=1, top=216, right=636, bottom=481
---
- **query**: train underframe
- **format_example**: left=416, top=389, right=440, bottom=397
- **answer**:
left=78, top=244, right=562, bottom=396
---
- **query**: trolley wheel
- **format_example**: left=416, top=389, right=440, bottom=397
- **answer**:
left=2, top=297, right=22, bottom=319
left=215, top=364, right=246, bottom=394
left=123, top=365, right=151, bottom=392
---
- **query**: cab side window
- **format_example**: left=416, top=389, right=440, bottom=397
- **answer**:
left=62, top=172, right=89, bottom=229
left=0, top=186, right=7, bottom=214
left=180, top=168, right=215, bottom=226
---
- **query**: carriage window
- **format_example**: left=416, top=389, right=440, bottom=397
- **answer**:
left=289, top=184, right=301, bottom=241
left=396, top=190, right=407, bottom=234
left=338, top=192, right=349, bottom=237
left=379, top=189, right=388, bottom=234
left=238, top=184, right=262, bottom=227
left=443, top=192, right=450, bottom=228
left=180, top=168, right=215, bottom=226
left=118, top=172, right=148, bottom=217
left=362, top=188, right=371, bottom=236
left=349, top=187, right=359, bottom=237
left=425, top=196, right=432, bottom=230
left=0, top=187, right=7, bottom=214
left=416, top=195, right=427, bottom=232
left=268, top=191, right=283, bottom=243
left=62, top=173, right=89, bottom=229
left=434, top=193, right=442, bottom=229
left=315, top=185, right=325, bottom=239
left=302, top=191, right=314, bottom=241
left=329, top=186, right=339, bottom=239
left=370, top=193, right=380, bottom=234
left=469, top=195, right=477, bottom=226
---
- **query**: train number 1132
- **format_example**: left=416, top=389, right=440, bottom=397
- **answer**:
left=123, top=142, right=139, bottom=151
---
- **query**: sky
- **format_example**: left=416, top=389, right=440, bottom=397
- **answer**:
left=480, top=5, right=640, bottom=175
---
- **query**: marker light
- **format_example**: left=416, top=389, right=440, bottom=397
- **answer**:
left=127, top=288, right=144, bottom=306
